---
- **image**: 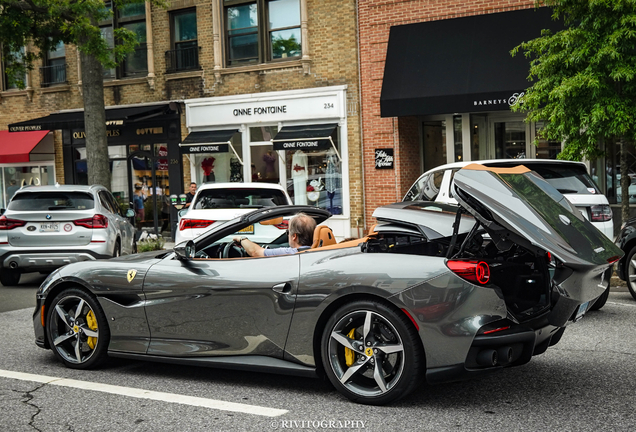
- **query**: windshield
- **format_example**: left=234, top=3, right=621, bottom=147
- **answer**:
left=8, top=192, right=95, bottom=211
left=193, top=188, right=288, bottom=209
left=489, top=163, right=600, bottom=195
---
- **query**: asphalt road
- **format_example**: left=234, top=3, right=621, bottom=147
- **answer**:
left=0, top=278, right=635, bottom=431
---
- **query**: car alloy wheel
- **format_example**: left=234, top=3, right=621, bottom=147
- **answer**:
left=626, top=246, right=636, bottom=301
left=47, top=288, right=109, bottom=369
left=321, top=300, right=423, bottom=405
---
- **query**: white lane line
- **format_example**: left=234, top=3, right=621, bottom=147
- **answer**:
left=606, top=301, right=636, bottom=308
left=0, top=369, right=287, bottom=417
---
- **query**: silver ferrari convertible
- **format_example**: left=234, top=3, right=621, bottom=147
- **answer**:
left=33, top=164, right=621, bottom=405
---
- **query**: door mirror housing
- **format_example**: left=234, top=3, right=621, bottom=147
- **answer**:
left=174, top=240, right=196, bottom=260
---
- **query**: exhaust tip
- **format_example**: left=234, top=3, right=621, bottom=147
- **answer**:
left=476, top=349, right=498, bottom=366
left=497, top=346, right=514, bottom=365
left=9, top=261, right=18, bottom=269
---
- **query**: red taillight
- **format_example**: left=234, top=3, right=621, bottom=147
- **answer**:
left=483, top=326, right=510, bottom=335
left=73, top=214, right=108, bottom=229
left=590, top=205, right=612, bottom=222
left=275, top=220, right=289, bottom=230
left=0, top=215, right=26, bottom=230
left=179, top=218, right=215, bottom=230
left=607, top=255, right=620, bottom=264
left=447, top=260, right=490, bottom=285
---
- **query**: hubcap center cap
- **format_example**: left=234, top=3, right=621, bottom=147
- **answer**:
left=365, top=347, right=374, bottom=357
left=73, top=325, right=80, bottom=334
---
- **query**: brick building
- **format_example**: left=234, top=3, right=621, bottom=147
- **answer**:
left=357, top=0, right=625, bottom=230
left=0, top=0, right=362, bottom=239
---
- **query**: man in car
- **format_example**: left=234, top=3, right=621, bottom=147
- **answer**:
left=233, top=212, right=316, bottom=257
left=184, top=182, right=197, bottom=208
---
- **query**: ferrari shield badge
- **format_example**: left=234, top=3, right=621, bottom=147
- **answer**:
left=127, top=269, right=137, bottom=283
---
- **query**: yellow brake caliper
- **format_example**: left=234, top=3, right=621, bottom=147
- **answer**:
left=86, top=310, right=98, bottom=349
left=344, top=328, right=356, bottom=367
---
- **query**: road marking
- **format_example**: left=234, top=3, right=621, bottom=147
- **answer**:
left=0, top=369, right=288, bottom=417
left=607, top=301, right=636, bottom=308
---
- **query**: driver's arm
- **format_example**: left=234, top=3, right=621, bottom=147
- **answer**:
left=232, top=236, right=265, bottom=257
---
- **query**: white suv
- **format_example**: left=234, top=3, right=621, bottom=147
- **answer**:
left=404, top=160, right=613, bottom=239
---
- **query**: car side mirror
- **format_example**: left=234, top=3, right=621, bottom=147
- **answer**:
left=125, top=209, right=135, bottom=218
left=174, top=240, right=195, bottom=260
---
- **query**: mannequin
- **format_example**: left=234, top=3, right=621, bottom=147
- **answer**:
left=291, top=150, right=308, bottom=205
left=325, top=147, right=341, bottom=213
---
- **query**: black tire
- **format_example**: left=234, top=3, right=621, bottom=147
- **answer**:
left=320, top=300, right=424, bottom=405
left=626, top=246, right=636, bottom=301
left=113, top=240, right=121, bottom=258
left=46, top=288, right=110, bottom=369
left=0, top=269, right=21, bottom=286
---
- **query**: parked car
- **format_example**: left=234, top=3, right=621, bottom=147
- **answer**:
left=404, top=159, right=615, bottom=310
left=614, top=218, right=636, bottom=301
left=33, top=165, right=620, bottom=405
left=175, top=182, right=292, bottom=244
left=0, top=184, right=136, bottom=286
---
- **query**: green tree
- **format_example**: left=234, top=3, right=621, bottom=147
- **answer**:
left=512, top=0, right=636, bottom=223
left=0, top=0, right=164, bottom=189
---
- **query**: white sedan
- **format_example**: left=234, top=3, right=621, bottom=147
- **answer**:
left=175, top=182, right=293, bottom=245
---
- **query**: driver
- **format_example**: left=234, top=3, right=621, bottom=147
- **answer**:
left=233, top=212, right=316, bottom=257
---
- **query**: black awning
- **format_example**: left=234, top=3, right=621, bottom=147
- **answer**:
left=8, top=104, right=174, bottom=132
left=179, top=129, right=239, bottom=154
left=272, top=123, right=337, bottom=151
left=380, top=8, right=561, bottom=117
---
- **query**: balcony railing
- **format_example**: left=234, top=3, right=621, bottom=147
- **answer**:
left=40, top=63, right=67, bottom=87
left=165, top=45, right=200, bottom=73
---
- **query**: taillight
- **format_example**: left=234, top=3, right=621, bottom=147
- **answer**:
left=179, top=218, right=215, bottom=230
left=590, top=205, right=612, bottom=222
left=0, top=215, right=26, bottom=230
left=447, top=260, right=490, bottom=285
left=73, top=214, right=108, bottom=229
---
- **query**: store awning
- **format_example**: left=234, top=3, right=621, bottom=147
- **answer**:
left=0, top=130, right=53, bottom=163
left=8, top=104, right=174, bottom=132
left=271, top=123, right=338, bottom=151
left=179, top=129, right=239, bottom=154
left=380, top=8, right=561, bottom=117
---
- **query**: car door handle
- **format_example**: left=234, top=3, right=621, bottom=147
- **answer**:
left=272, top=282, right=292, bottom=294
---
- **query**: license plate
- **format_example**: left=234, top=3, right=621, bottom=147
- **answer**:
left=40, top=222, right=59, bottom=232
left=236, top=225, right=254, bottom=234
left=574, top=301, right=590, bottom=321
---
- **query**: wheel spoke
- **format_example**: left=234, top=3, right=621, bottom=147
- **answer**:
left=81, top=327, right=98, bottom=338
left=74, top=299, right=86, bottom=320
left=629, top=273, right=636, bottom=281
left=74, top=337, right=82, bottom=363
left=362, top=311, right=373, bottom=341
left=376, top=343, right=403, bottom=355
left=340, top=359, right=369, bottom=384
left=54, top=305, right=72, bottom=329
left=53, top=333, right=75, bottom=346
left=373, top=361, right=388, bottom=393
left=331, top=331, right=357, bottom=351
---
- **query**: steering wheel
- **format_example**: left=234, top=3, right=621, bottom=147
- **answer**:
left=222, top=241, right=246, bottom=258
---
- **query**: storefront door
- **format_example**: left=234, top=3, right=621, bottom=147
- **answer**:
left=129, top=147, right=171, bottom=237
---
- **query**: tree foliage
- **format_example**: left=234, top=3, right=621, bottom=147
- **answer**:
left=512, top=0, right=636, bottom=161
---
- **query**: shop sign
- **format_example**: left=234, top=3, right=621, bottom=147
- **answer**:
left=273, top=138, right=331, bottom=151
left=375, top=148, right=394, bottom=169
left=473, top=92, right=524, bottom=108
left=72, top=130, right=121, bottom=140
left=181, top=144, right=229, bottom=154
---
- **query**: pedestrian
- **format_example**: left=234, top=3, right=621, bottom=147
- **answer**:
left=184, top=182, right=196, bottom=208
left=133, top=184, right=145, bottom=228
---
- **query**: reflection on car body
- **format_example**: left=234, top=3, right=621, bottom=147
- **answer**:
left=33, top=165, right=621, bottom=405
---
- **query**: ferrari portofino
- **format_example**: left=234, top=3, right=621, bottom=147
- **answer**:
left=33, top=164, right=621, bottom=405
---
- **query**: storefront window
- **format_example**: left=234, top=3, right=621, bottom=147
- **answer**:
left=422, top=121, right=446, bottom=172
left=453, top=116, right=463, bottom=162
left=250, top=126, right=279, bottom=183
left=2, top=164, right=55, bottom=208
left=190, top=133, right=243, bottom=185
left=534, top=121, right=561, bottom=159
left=494, top=121, right=526, bottom=159
left=285, top=129, right=342, bottom=214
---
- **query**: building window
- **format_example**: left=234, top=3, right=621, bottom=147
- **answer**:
left=41, top=41, right=66, bottom=87
left=167, top=9, right=199, bottom=73
left=100, top=2, right=147, bottom=79
left=224, top=0, right=301, bottom=66
left=2, top=46, right=27, bottom=90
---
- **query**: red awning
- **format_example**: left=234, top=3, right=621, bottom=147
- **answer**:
left=0, top=130, right=52, bottom=163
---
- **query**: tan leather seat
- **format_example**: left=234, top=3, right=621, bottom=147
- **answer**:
left=312, top=225, right=337, bottom=248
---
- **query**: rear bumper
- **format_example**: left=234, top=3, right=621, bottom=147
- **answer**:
left=1, top=249, right=109, bottom=272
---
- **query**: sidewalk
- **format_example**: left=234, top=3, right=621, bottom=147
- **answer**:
left=163, top=241, right=175, bottom=250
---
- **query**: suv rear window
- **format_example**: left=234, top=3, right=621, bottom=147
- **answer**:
left=8, top=192, right=95, bottom=211
left=193, top=188, right=288, bottom=209
left=489, top=163, right=600, bottom=195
